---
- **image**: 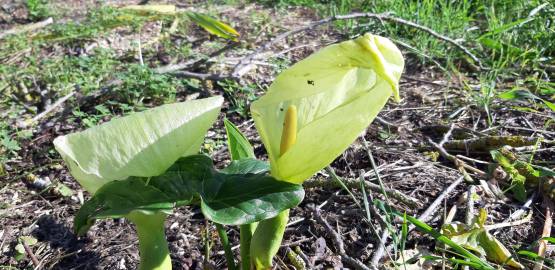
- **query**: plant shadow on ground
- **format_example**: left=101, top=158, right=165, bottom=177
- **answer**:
left=32, top=215, right=101, bottom=269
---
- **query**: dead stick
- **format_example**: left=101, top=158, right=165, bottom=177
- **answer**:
left=533, top=195, right=554, bottom=270
left=465, top=185, right=476, bottom=226
left=369, top=229, right=389, bottom=268
left=411, top=176, right=465, bottom=230
left=484, top=212, right=532, bottom=230
left=170, top=70, right=231, bottom=81
left=232, top=12, right=481, bottom=77
left=504, top=192, right=536, bottom=222
left=429, top=138, right=486, bottom=180
left=0, top=17, right=53, bottom=40
left=22, top=241, right=40, bottom=268
left=304, top=176, right=421, bottom=208
left=443, top=136, right=541, bottom=152
left=154, top=43, right=237, bottom=74
left=439, top=123, right=456, bottom=147
left=312, top=207, right=374, bottom=270
left=20, top=91, right=75, bottom=128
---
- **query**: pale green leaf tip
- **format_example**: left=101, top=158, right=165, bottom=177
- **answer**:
left=54, top=96, right=224, bottom=193
left=355, top=33, right=403, bottom=101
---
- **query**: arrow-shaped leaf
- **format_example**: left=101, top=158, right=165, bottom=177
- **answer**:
left=186, top=12, right=239, bottom=41
left=224, top=118, right=255, bottom=160
left=75, top=155, right=303, bottom=234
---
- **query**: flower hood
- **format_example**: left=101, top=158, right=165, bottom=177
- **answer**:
left=251, top=34, right=404, bottom=183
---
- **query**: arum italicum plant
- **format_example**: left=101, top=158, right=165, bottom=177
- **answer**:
left=248, top=33, right=404, bottom=269
left=53, top=32, right=403, bottom=270
left=54, top=96, right=305, bottom=270
left=54, top=97, right=224, bottom=269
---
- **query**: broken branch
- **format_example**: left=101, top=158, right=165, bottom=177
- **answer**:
left=232, top=12, right=482, bottom=77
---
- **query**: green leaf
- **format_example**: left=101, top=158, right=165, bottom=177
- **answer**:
left=406, top=218, right=495, bottom=269
left=491, top=150, right=527, bottom=201
left=375, top=200, right=495, bottom=270
left=499, top=89, right=537, bottom=100
left=186, top=12, right=239, bottom=41
left=14, top=244, right=25, bottom=261
left=442, top=210, right=524, bottom=269
left=400, top=212, right=408, bottom=252
left=477, top=230, right=524, bottom=269
left=54, top=96, right=223, bottom=193
left=533, top=165, right=555, bottom=177
left=14, top=236, right=38, bottom=261
left=251, top=34, right=404, bottom=183
left=20, top=236, right=37, bottom=246
left=499, top=89, right=555, bottom=112
left=478, top=17, right=534, bottom=39
left=75, top=155, right=303, bottom=234
left=1, top=135, right=20, bottom=151
left=542, top=237, right=555, bottom=244
left=55, top=182, right=74, bottom=197
left=517, top=250, right=541, bottom=260
left=200, top=173, right=300, bottom=225
left=541, top=99, right=555, bottom=112
left=224, top=118, right=255, bottom=160
left=220, top=158, right=269, bottom=175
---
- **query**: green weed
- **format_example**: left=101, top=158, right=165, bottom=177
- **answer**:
left=38, top=7, right=149, bottom=42
left=219, top=80, right=258, bottom=118
left=26, top=0, right=51, bottom=21
left=115, top=64, right=181, bottom=105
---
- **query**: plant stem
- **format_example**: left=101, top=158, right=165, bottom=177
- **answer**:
left=215, top=223, right=237, bottom=270
left=239, top=223, right=257, bottom=270
left=127, top=211, right=172, bottom=270
left=250, top=209, right=289, bottom=269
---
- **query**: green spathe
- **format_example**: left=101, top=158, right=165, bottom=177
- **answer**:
left=251, top=33, right=404, bottom=183
left=53, top=96, right=224, bottom=193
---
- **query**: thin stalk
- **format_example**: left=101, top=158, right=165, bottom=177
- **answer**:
left=240, top=223, right=257, bottom=270
left=127, top=211, right=172, bottom=270
left=215, top=223, right=237, bottom=270
left=251, top=209, right=290, bottom=269
left=325, top=166, right=360, bottom=207
left=204, top=220, right=212, bottom=264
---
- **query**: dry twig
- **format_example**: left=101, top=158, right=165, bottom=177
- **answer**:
left=484, top=212, right=532, bottom=230
left=465, top=185, right=477, bottom=226
left=312, top=207, right=375, bottom=270
left=533, top=195, right=554, bottom=270
left=22, top=240, right=40, bottom=269
left=304, top=175, right=421, bottom=208
left=429, top=138, right=486, bottom=182
left=443, top=136, right=541, bottom=152
left=410, top=176, right=465, bottom=231
left=0, top=17, right=53, bottom=40
left=154, top=43, right=238, bottom=74
left=504, top=192, right=536, bottom=222
left=439, top=123, right=456, bottom=147
left=170, top=70, right=231, bottom=81
left=19, top=91, right=75, bottom=128
left=232, top=12, right=482, bottom=77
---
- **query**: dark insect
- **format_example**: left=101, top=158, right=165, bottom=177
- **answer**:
left=307, top=80, right=314, bottom=85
